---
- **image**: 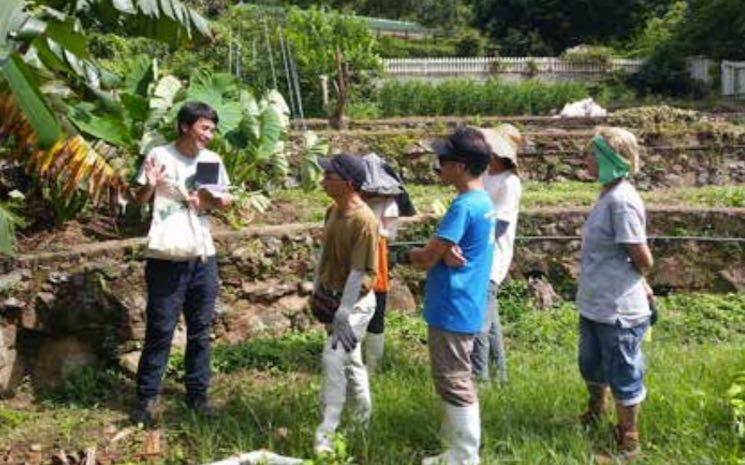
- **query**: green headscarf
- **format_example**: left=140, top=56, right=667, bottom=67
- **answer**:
left=592, top=135, right=630, bottom=185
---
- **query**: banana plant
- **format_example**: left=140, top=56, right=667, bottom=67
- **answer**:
left=64, top=56, right=183, bottom=179
left=0, top=0, right=211, bottom=145
left=0, top=0, right=211, bottom=254
left=0, top=193, right=25, bottom=255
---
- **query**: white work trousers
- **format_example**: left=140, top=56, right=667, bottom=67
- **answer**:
left=319, top=290, right=376, bottom=424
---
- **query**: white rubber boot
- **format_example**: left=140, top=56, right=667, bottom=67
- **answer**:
left=422, top=403, right=481, bottom=465
left=364, top=332, right=385, bottom=373
left=314, top=403, right=343, bottom=454
left=448, top=403, right=480, bottom=465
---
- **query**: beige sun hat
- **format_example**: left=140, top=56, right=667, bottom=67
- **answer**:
left=479, top=123, right=522, bottom=167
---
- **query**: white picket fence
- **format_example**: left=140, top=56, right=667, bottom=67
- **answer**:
left=383, top=56, right=743, bottom=96
left=722, top=61, right=745, bottom=97
left=382, top=57, right=646, bottom=77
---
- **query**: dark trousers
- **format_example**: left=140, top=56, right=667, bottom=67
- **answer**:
left=367, top=291, right=387, bottom=334
left=136, top=256, right=218, bottom=401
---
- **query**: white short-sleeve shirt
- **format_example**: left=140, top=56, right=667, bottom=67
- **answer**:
left=136, top=144, right=229, bottom=259
left=483, top=171, right=522, bottom=284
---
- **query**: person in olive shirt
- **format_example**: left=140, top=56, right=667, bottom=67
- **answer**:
left=312, top=154, right=379, bottom=454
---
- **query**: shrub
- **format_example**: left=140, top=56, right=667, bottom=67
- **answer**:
left=347, top=100, right=381, bottom=120
left=455, top=29, right=486, bottom=57
left=45, top=366, right=120, bottom=407
left=561, top=45, right=615, bottom=68
left=378, top=36, right=458, bottom=58
left=626, top=42, right=707, bottom=98
left=374, top=79, right=590, bottom=117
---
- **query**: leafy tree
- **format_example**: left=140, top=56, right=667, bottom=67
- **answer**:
left=628, top=1, right=687, bottom=57
left=470, top=0, right=675, bottom=55
left=625, top=0, right=744, bottom=97
left=676, top=0, right=745, bottom=60
left=284, top=6, right=381, bottom=120
left=254, top=0, right=474, bottom=30
left=626, top=42, right=704, bottom=97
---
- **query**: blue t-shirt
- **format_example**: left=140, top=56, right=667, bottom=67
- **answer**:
left=423, top=189, right=496, bottom=333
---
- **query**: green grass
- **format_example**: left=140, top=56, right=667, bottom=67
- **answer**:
left=264, top=184, right=745, bottom=225
left=2, top=292, right=745, bottom=464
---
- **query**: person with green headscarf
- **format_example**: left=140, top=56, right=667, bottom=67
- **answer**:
left=576, top=126, right=655, bottom=463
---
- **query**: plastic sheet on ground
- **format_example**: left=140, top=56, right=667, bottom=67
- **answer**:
left=202, top=450, right=304, bottom=465
left=558, top=98, right=607, bottom=118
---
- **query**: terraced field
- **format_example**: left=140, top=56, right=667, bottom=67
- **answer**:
left=1, top=109, right=744, bottom=465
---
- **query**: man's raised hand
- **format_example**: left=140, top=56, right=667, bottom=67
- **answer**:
left=144, top=158, right=166, bottom=188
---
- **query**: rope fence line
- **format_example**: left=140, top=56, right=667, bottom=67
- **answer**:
left=389, top=235, right=745, bottom=248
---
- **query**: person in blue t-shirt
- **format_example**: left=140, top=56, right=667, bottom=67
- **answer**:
left=406, top=126, right=495, bottom=465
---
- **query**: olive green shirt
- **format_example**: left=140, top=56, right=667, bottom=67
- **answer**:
left=318, top=203, right=379, bottom=294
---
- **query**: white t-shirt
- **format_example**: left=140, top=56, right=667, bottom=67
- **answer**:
left=483, top=171, right=522, bottom=284
left=366, top=196, right=400, bottom=240
left=137, top=144, right=230, bottom=259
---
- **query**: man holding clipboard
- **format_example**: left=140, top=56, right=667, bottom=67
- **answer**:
left=131, top=102, right=231, bottom=425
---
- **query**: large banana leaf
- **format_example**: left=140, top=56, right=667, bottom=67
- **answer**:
left=0, top=202, right=22, bottom=256
left=0, top=87, right=125, bottom=204
left=26, top=134, right=127, bottom=202
left=90, top=0, right=213, bottom=44
left=1, top=52, right=60, bottom=148
left=34, top=37, right=119, bottom=89
left=44, top=0, right=212, bottom=43
left=0, top=0, right=26, bottom=60
left=68, top=104, right=133, bottom=146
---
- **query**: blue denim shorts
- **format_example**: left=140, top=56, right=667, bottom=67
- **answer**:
left=578, top=316, right=649, bottom=406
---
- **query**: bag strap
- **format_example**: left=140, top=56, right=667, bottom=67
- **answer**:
left=176, top=184, right=208, bottom=261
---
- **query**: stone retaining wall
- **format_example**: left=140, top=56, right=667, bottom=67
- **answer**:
left=0, top=207, right=743, bottom=395
left=288, top=129, right=745, bottom=188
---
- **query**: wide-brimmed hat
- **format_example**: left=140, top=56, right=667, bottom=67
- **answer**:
left=478, top=123, right=521, bottom=167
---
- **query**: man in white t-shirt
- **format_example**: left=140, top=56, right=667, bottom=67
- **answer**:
left=471, top=125, right=522, bottom=383
left=131, top=102, right=231, bottom=425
